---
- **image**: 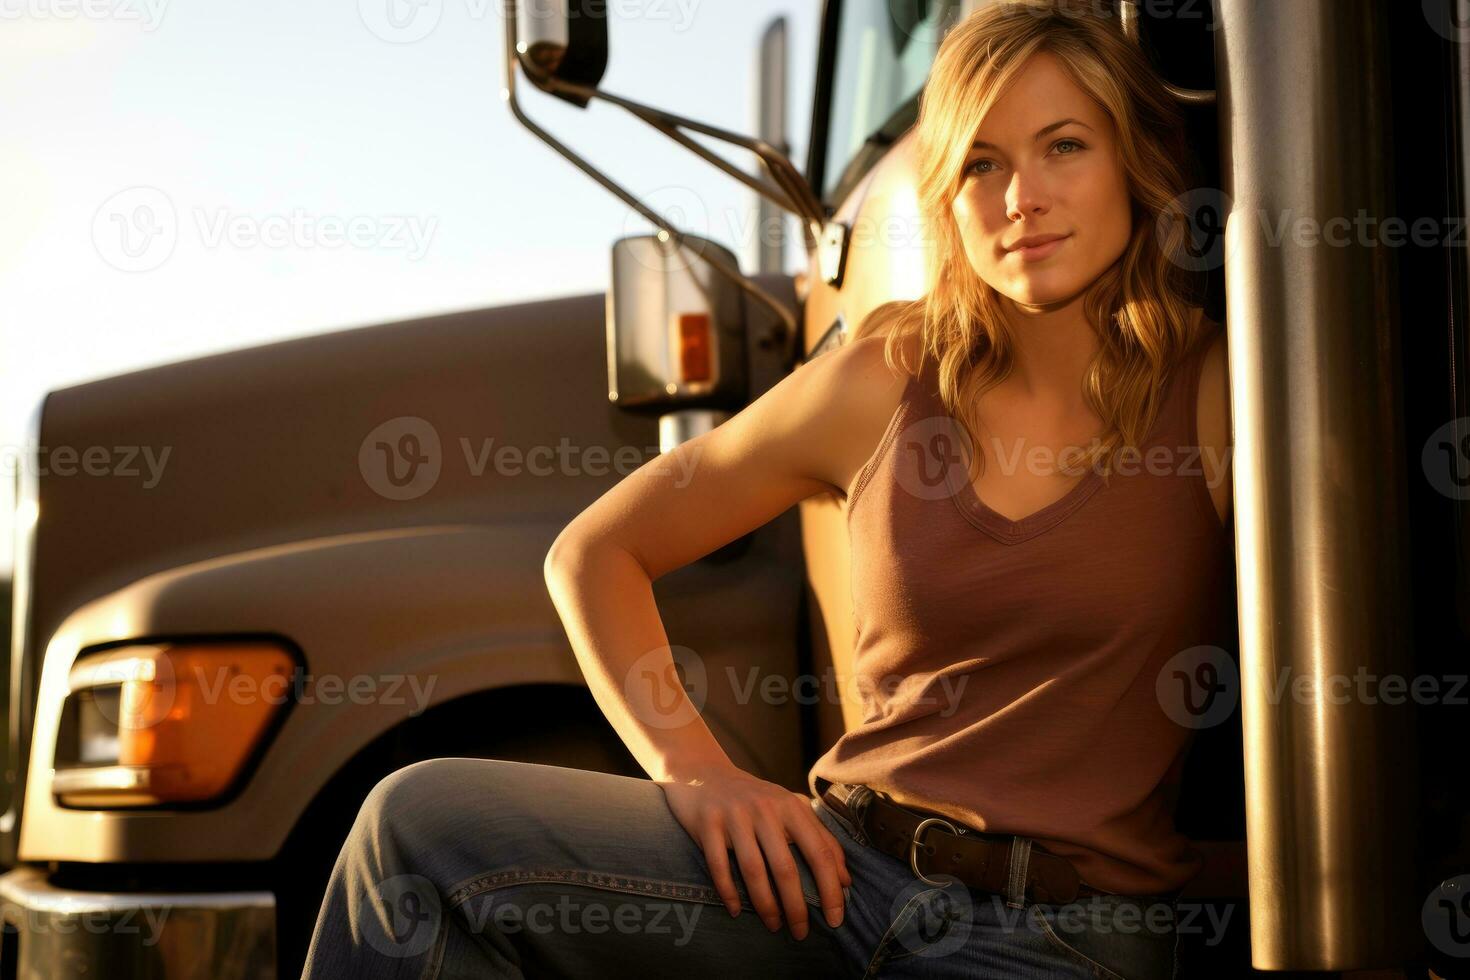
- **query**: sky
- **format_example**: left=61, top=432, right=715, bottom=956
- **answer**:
left=0, top=0, right=823, bottom=576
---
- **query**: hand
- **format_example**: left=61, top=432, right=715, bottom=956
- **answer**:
left=658, top=765, right=852, bottom=940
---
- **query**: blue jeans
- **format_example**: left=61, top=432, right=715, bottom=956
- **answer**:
left=299, top=758, right=1181, bottom=978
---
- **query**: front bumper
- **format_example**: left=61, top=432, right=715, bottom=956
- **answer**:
left=0, top=866, right=275, bottom=979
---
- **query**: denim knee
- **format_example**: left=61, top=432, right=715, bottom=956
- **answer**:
left=349, top=757, right=475, bottom=868
left=359, top=759, right=446, bottom=828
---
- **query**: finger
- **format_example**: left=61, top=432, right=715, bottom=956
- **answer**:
left=803, top=795, right=853, bottom=887
left=729, top=815, right=784, bottom=932
left=752, top=808, right=811, bottom=941
left=787, top=812, right=848, bottom=928
left=700, top=825, right=742, bottom=917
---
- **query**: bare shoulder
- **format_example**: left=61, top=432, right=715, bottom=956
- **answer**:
left=799, top=330, right=919, bottom=500
left=1194, top=316, right=1233, bottom=526
left=547, top=327, right=920, bottom=580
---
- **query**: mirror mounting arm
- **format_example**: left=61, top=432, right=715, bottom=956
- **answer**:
left=502, top=9, right=816, bottom=369
left=582, top=84, right=826, bottom=250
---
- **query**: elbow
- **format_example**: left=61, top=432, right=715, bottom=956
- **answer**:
left=544, top=530, right=592, bottom=586
left=545, top=531, right=643, bottom=590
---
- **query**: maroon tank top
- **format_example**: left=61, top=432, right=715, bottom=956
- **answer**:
left=808, top=327, right=1233, bottom=896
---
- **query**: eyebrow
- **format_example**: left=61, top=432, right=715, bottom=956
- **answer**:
left=971, top=118, right=1095, bottom=150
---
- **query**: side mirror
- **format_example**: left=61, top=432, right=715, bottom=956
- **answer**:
left=512, top=0, right=609, bottom=108
left=607, top=235, right=749, bottom=411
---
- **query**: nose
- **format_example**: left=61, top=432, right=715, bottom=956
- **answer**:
left=1005, top=165, right=1052, bottom=222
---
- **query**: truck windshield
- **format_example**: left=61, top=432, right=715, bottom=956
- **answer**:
left=822, top=0, right=973, bottom=201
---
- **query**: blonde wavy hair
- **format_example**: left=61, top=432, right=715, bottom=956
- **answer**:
left=856, top=0, right=1210, bottom=483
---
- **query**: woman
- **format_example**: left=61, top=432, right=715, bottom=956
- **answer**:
left=300, top=1, right=1233, bottom=977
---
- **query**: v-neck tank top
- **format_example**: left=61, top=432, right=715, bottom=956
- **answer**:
left=808, top=326, right=1234, bottom=896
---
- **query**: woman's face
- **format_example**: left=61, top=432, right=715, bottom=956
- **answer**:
left=951, top=50, right=1133, bottom=308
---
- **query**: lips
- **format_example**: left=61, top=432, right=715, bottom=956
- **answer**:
left=1006, top=233, right=1071, bottom=253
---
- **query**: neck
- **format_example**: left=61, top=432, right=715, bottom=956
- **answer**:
left=998, top=293, right=1100, bottom=407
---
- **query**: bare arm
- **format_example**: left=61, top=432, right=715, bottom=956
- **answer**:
left=542, top=333, right=906, bottom=937
left=542, top=333, right=901, bottom=779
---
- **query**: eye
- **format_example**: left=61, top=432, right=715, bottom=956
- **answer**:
left=964, top=157, right=996, bottom=177
left=963, top=138, right=1086, bottom=180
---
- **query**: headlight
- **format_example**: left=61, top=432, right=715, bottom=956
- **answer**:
left=53, top=640, right=294, bottom=807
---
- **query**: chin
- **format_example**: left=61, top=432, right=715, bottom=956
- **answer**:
left=1000, top=275, right=1086, bottom=308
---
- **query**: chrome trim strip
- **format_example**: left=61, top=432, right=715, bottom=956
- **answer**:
left=1, top=394, right=46, bottom=854
left=51, top=765, right=153, bottom=795
left=0, top=866, right=273, bottom=914
left=0, top=866, right=277, bottom=979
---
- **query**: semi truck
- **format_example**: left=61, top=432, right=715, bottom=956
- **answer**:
left=0, top=0, right=1463, bottom=976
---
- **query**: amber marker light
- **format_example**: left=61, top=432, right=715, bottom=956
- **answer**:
left=675, top=311, right=713, bottom=384
left=53, top=640, right=295, bottom=807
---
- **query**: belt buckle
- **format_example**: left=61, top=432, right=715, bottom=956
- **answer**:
left=909, top=816, right=962, bottom=888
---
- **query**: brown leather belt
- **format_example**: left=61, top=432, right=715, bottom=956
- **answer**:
left=818, top=779, right=1110, bottom=905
